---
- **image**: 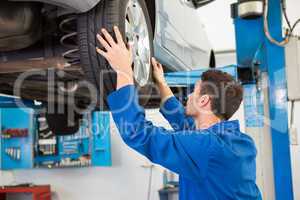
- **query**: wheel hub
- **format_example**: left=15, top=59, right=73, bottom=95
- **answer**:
left=125, top=0, right=151, bottom=87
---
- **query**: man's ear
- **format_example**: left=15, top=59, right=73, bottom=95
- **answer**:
left=199, top=95, right=210, bottom=107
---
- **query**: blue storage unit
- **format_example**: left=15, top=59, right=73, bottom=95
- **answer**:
left=34, top=112, right=112, bottom=168
left=0, top=108, right=35, bottom=170
left=0, top=96, right=112, bottom=170
left=91, top=112, right=112, bottom=166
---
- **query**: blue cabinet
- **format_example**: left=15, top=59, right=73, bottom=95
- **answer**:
left=0, top=108, right=35, bottom=170
left=0, top=98, right=112, bottom=170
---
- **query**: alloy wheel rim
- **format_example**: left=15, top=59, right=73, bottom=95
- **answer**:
left=125, top=0, right=151, bottom=87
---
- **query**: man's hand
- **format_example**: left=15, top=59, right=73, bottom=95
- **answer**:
left=152, top=57, right=166, bottom=85
left=151, top=58, right=174, bottom=103
left=96, top=26, right=134, bottom=89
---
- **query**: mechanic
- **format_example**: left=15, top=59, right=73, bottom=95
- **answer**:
left=96, top=26, right=262, bottom=200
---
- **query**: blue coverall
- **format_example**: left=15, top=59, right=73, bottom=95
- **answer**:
left=108, top=85, right=262, bottom=200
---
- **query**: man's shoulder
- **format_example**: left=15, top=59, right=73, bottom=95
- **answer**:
left=238, top=131, right=257, bottom=147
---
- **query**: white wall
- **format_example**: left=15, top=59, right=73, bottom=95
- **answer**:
left=283, top=6, right=300, bottom=200
left=197, top=0, right=236, bottom=51
left=286, top=1, right=300, bottom=192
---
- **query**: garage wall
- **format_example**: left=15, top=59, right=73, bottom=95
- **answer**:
left=197, top=0, right=236, bottom=51
left=0, top=110, right=171, bottom=200
left=282, top=2, right=300, bottom=196
left=282, top=6, right=300, bottom=200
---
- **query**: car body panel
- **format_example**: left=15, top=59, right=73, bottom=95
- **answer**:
left=153, top=0, right=212, bottom=71
left=182, top=3, right=212, bottom=68
left=9, top=0, right=101, bottom=13
left=154, top=0, right=190, bottom=70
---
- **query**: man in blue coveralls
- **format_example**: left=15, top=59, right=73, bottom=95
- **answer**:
left=96, top=26, right=262, bottom=200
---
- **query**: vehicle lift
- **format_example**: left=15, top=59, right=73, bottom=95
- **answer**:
left=0, top=0, right=296, bottom=199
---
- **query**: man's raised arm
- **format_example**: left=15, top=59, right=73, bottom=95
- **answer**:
left=95, top=26, right=211, bottom=180
left=152, top=58, right=195, bottom=131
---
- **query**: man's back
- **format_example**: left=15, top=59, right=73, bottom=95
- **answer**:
left=178, top=123, right=261, bottom=199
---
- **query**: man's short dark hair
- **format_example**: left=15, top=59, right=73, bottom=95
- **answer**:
left=200, top=70, right=243, bottom=120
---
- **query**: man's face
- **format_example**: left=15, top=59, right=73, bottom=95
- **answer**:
left=185, top=80, right=202, bottom=117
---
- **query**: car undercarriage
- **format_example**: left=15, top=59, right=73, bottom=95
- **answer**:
left=0, top=0, right=212, bottom=135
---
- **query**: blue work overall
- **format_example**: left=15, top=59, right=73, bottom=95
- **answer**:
left=108, top=85, right=262, bottom=200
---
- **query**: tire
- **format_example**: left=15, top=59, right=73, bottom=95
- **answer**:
left=77, top=0, right=154, bottom=110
